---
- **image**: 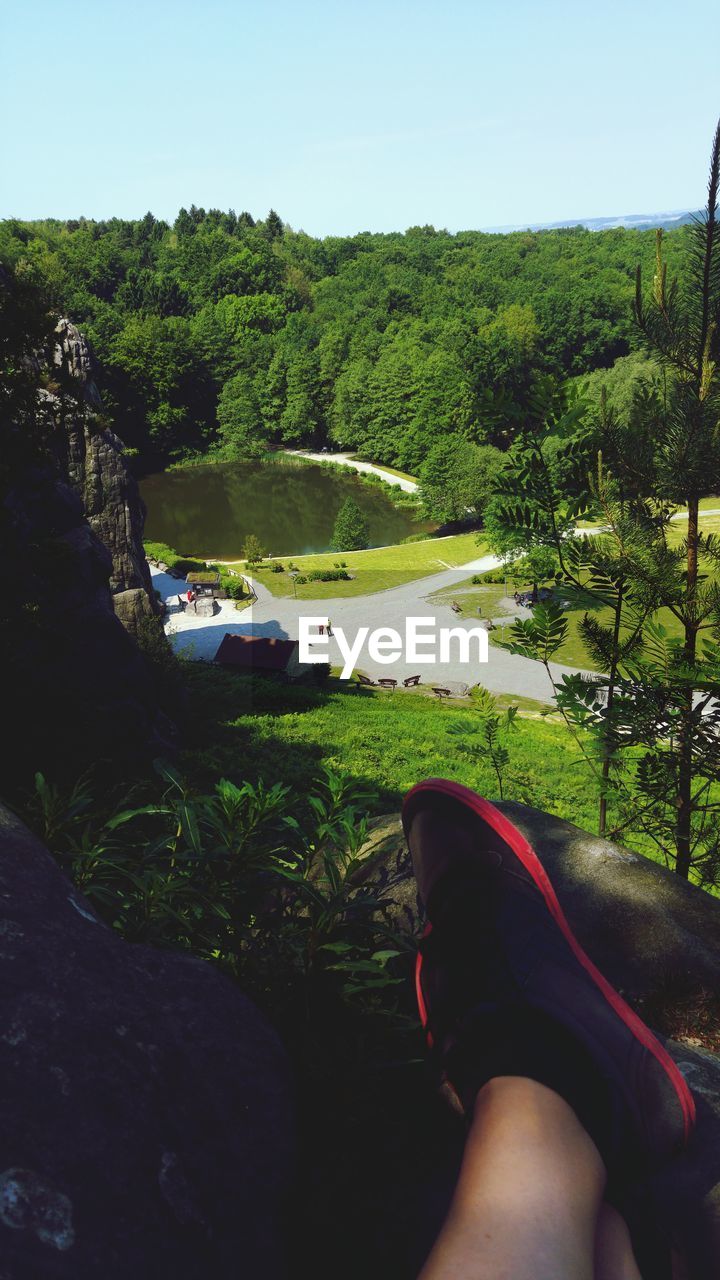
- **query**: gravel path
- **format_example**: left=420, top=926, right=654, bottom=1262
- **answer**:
left=283, top=450, right=419, bottom=493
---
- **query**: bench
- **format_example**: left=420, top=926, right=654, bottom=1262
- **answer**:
left=403, top=674, right=421, bottom=687
left=432, top=687, right=452, bottom=700
left=356, top=673, right=375, bottom=687
left=451, top=601, right=462, bottom=614
left=377, top=678, right=397, bottom=691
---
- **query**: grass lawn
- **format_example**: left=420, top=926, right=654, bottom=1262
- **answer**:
left=428, top=576, right=518, bottom=622
left=493, top=507, right=720, bottom=670
left=227, top=532, right=487, bottom=599
left=357, top=461, right=419, bottom=485
left=180, top=666, right=661, bottom=865
left=669, top=512, right=720, bottom=542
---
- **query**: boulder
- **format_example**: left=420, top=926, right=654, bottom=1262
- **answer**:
left=113, top=586, right=158, bottom=634
left=354, top=802, right=720, bottom=1278
left=0, top=804, right=294, bottom=1280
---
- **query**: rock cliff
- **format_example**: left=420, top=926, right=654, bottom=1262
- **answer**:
left=51, top=318, right=159, bottom=634
left=1, top=310, right=172, bottom=786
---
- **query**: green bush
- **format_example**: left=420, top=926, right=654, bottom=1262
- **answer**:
left=475, top=569, right=508, bottom=584
left=270, top=562, right=285, bottom=573
left=221, top=575, right=246, bottom=601
left=143, top=541, right=206, bottom=576
left=306, top=568, right=351, bottom=583
left=295, top=575, right=307, bottom=584
left=25, top=764, right=409, bottom=1032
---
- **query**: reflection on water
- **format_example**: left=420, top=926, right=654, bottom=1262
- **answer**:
left=140, top=456, right=432, bottom=558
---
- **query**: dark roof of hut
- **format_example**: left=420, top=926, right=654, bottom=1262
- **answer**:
left=214, top=634, right=298, bottom=671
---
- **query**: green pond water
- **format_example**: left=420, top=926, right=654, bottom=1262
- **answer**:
left=140, top=456, right=432, bottom=558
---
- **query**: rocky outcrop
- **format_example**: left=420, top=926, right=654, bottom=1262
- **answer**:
left=0, top=802, right=293, bottom=1279
left=52, top=318, right=158, bottom=633
left=354, top=803, right=720, bottom=1279
left=2, top=318, right=172, bottom=785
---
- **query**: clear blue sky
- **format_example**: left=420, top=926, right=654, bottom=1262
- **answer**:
left=3, top=0, right=719, bottom=235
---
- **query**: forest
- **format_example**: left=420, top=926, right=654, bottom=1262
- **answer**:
left=0, top=208, right=688, bottom=474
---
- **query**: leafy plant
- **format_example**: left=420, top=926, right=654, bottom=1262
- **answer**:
left=448, top=687, right=520, bottom=799
left=24, top=763, right=413, bottom=1026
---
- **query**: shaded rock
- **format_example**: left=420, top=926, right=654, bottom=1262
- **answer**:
left=356, top=804, right=720, bottom=1000
left=113, top=586, right=158, bottom=634
left=52, top=319, right=158, bottom=614
left=2, top=318, right=173, bottom=784
left=0, top=803, right=293, bottom=1280
left=356, top=802, right=720, bottom=1277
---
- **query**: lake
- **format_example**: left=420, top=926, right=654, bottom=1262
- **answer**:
left=140, top=456, right=433, bottom=558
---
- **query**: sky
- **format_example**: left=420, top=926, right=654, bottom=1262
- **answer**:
left=3, top=0, right=720, bottom=237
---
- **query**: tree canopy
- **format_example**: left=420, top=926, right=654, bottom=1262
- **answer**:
left=0, top=211, right=690, bottom=473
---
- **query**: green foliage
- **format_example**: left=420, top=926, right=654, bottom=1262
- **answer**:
left=506, top=601, right=570, bottom=665
left=492, top=121, right=720, bottom=880
left=26, top=763, right=412, bottom=1024
left=448, top=688, right=520, bottom=799
left=0, top=212, right=689, bottom=472
left=420, top=437, right=505, bottom=523
left=305, top=568, right=351, bottom=582
left=220, top=574, right=247, bottom=600
left=143, top=541, right=207, bottom=575
left=329, top=498, right=369, bottom=552
left=242, top=533, right=266, bottom=565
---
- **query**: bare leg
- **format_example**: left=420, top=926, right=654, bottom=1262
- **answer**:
left=594, top=1203, right=642, bottom=1280
left=419, top=1076, right=606, bottom=1280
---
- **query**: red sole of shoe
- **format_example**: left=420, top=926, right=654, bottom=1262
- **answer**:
left=403, top=777, right=696, bottom=1146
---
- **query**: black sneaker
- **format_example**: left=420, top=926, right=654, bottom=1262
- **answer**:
left=402, top=778, right=695, bottom=1165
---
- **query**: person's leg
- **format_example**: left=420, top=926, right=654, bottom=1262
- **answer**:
left=594, top=1203, right=643, bottom=1280
left=401, top=781, right=692, bottom=1280
left=419, top=1076, right=606, bottom=1280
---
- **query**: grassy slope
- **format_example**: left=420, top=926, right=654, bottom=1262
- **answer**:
left=181, top=667, right=641, bottom=853
left=228, top=532, right=487, bottom=599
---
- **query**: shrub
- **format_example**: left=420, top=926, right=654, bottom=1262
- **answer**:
left=295, top=575, right=307, bottom=584
left=271, top=562, right=285, bottom=573
left=25, top=765, right=408, bottom=1030
left=306, top=568, right=351, bottom=582
left=143, top=541, right=207, bottom=576
left=243, top=534, right=267, bottom=565
left=221, top=576, right=246, bottom=601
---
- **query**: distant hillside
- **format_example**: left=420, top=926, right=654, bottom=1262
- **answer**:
left=485, top=210, right=699, bottom=233
left=0, top=211, right=688, bottom=475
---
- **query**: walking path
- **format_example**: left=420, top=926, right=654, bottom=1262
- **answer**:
left=155, top=551, right=584, bottom=705
left=284, top=450, right=419, bottom=493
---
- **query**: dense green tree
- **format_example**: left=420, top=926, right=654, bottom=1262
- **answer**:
left=420, top=437, right=504, bottom=523
left=263, top=209, right=284, bottom=241
left=0, top=206, right=692, bottom=471
left=216, top=372, right=268, bottom=456
left=329, top=498, right=370, bottom=551
left=242, top=533, right=266, bottom=564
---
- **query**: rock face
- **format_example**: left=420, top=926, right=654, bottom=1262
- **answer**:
left=0, top=803, right=293, bottom=1280
left=354, top=802, right=720, bottom=1279
left=2, top=317, right=173, bottom=784
left=52, top=318, right=158, bottom=633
